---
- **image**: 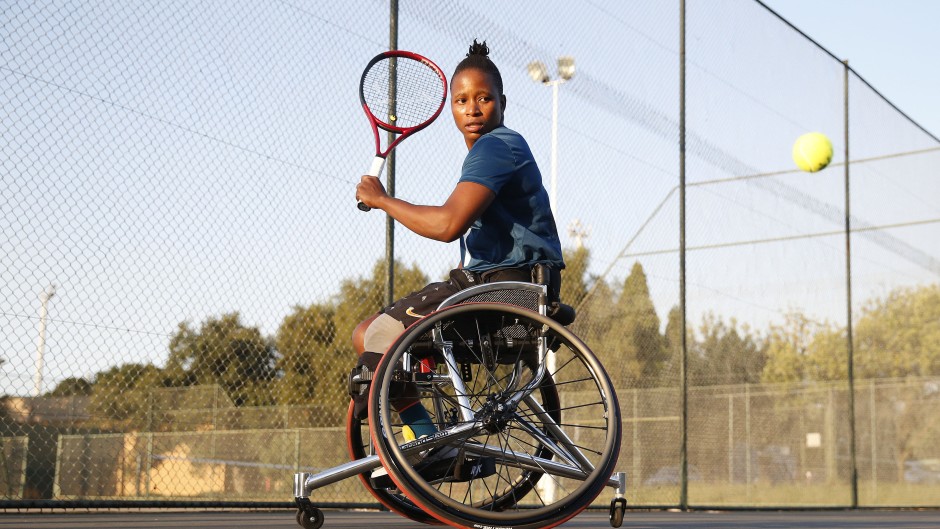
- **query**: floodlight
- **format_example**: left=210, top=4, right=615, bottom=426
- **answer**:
left=527, top=61, right=549, bottom=83
left=557, top=56, right=575, bottom=80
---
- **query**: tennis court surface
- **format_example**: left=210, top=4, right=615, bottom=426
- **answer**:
left=3, top=509, right=940, bottom=529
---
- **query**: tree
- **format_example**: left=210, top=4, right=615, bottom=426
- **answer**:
left=332, top=259, right=430, bottom=363
left=46, top=377, right=93, bottom=397
left=690, top=313, right=765, bottom=386
left=560, top=245, right=590, bottom=308
left=88, top=363, right=166, bottom=427
left=571, top=277, right=618, bottom=367
left=274, top=303, right=339, bottom=406
left=760, top=312, right=822, bottom=385
left=758, top=285, right=940, bottom=483
left=276, top=259, right=431, bottom=417
left=604, top=262, right=666, bottom=389
left=853, top=284, right=940, bottom=379
left=659, top=305, right=696, bottom=387
left=166, top=313, right=276, bottom=406
left=761, top=284, right=940, bottom=384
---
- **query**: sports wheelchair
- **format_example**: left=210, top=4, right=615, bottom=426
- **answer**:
left=294, top=270, right=627, bottom=529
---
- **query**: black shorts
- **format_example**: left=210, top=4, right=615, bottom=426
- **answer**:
left=381, top=266, right=558, bottom=330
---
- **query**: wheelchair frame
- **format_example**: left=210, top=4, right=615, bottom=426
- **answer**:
left=294, top=280, right=628, bottom=529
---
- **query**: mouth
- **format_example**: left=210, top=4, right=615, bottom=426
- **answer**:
left=464, top=122, right=485, bottom=133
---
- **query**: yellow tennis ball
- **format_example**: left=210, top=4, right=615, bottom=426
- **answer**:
left=792, top=132, right=833, bottom=172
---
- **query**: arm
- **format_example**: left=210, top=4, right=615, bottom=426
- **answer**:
left=356, top=176, right=494, bottom=242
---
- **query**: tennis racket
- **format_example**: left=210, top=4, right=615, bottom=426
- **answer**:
left=357, top=50, right=447, bottom=211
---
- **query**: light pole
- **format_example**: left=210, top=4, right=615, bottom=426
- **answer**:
left=34, top=284, right=56, bottom=396
left=528, top=56, right=574, bottom=505
left=527, top=56, right=575, bottom=210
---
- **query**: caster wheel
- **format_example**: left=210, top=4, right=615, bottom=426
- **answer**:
left=609, top=497, right=627, bottom=528
left=297, top=507, right=324, bottom=529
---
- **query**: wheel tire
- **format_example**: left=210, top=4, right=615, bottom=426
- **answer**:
left=609, top=497, right=627, bottom=527
left=296, top=507, right=324, bottom=529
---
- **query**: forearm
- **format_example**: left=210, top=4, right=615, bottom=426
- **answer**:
left=376, top=196, right=464, bottom=242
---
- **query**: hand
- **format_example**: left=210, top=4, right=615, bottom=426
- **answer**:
left=356, top=175, right=387, bottom=210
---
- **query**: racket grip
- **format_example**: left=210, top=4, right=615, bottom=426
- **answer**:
left=357, top=156, right=386, bottom=212
left=367, top=156, right=386, bottom=177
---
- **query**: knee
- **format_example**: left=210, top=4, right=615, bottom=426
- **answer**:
left=352, top=314, right=379, bottom=355
left=362, top=313, right=406, bottom=354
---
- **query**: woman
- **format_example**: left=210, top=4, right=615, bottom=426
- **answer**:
left=352, top=39, right=564, bottom=444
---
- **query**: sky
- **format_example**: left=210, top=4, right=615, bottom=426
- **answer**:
left=761, top=0, right=940, bottom=140
left=3, top=0, right=938, bottom=397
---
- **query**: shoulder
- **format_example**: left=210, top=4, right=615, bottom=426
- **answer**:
left=480, top=126, right=526, bottom=146
left=471, top=127, right=531, bottom=158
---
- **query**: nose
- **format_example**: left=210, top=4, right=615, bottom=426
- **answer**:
left=466, top=100, right=481, bottom=116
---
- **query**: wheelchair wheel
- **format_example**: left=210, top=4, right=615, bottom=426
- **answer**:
left=368, top=302, right=621, bottom=529
left=357, top=353, right=562, bottom=515
left=345, top=401, right=439, bottom=525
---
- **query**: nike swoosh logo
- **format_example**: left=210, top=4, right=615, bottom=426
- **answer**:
left=405, top=307, right=425, bottom=318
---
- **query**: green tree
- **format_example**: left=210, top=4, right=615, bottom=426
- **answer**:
left=690, top=313, right=765, bottom=386
left=332, top=259, right=430, bottom=361
left=281, top=259, right=431, bottom=416
left=853, top=284, right=940, bottom=378
left=760, top=312, right=821, bottom=384
left=761, top=284, right=940, bottom=384
left=88, top=363, right=166, bottom=428
left=166, top=313, right=276, bottom=406
left=659, top=305, right=697, bottom=387
left=604, top=262, right=666, bottom=389
left=571, top=277, right=618, bottom=364
left=560, top=245, right=590, bottom=307
left=46, top=377, right=93, bottom=397
left=274, top=303, right=339, bottom=406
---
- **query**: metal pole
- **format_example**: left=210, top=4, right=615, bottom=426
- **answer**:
left=34, top=284, right=56, bottom=396
left=844, top=59, right=859, bottom=508
left=550, top=80, right=560, bottom=209
left=870, top=380, right=877, bottom=499
left=385, top=0, right=398, bottom=306
left=678, top=0, right=689, bottom=511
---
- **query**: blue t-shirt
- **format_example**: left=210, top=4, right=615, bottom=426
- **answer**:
left=458, top=126, right=565, bottom=272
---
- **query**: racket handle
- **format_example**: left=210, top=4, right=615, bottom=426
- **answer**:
left=357, top=156, right=387, bottom=212
left=368, top=156, right=386, bottom=177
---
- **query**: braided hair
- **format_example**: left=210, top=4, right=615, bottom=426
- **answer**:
left=453, top=39, right=503, bottom=95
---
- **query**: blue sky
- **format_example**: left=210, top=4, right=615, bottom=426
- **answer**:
left=762, top=0, right=940, bottom=139
left=3, top=1, right=937, bottom=397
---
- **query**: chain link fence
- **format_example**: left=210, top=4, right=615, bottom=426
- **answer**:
left=2, top=0, right=938, bottom=509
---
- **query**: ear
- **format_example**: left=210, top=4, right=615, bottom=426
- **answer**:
left=500, top=94, right=507, bottom=112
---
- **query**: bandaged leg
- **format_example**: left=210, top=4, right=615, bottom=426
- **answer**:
left=362, top=313, right=406, bottom=354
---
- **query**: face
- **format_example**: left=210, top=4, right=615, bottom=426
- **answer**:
left=450, top=68, right=506, bottom=149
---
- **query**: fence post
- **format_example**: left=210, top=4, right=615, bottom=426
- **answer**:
left=385, top=0, right=399, bottom=306
left=295, top=429, right=301, bottom=474
left=677, top=0, right=689, bottom=510
left=745, top=383, right=751, bottom=496
left=727, top=393, right=734, bottom=484
left=869, top=380, right=877, bottom=500
left=144, top=432, right=153, bottom=498
left=632, top=388, right=640, bottom=490
left=843, top=59, right=859, bottom=508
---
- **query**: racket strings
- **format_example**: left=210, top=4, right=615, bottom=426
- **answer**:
left=362, top=57, right=445, bottom=129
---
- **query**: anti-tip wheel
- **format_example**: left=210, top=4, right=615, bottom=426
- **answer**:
left=297, top=507, right=324, bottom=529
left=609, top=497, right=627, bottom=528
